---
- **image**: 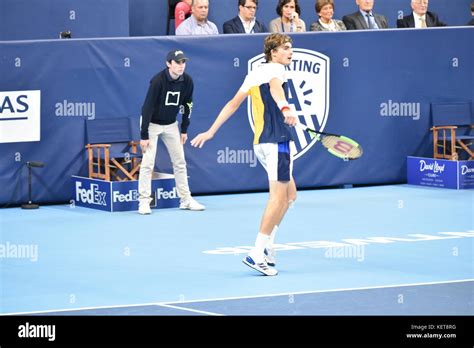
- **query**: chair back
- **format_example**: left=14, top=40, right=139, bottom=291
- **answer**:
left=86, top=117, right=133, bottom=145
left=431, top=102, right=472, bottom=127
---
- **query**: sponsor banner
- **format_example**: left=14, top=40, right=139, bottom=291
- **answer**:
left=1, top=29, right=472, bottom=205
left=247, top=48, right=330, bottom=160
left=0, top=90, right=41, bottom=143
left=72, top=176, right=179, bottom=212
left=407, top=157, right=474, bottom=190
left=459, top=161, right=474, bottom=189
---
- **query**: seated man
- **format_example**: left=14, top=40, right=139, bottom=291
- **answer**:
left=397, top=0, right=447, bottom=28
left=175, top=0, right=192, bottom=30
left=342, top=0, right=388, bottom=30
left=175, top=0, right=219, bottom=35
left=223, top=0, right=267, bottom=34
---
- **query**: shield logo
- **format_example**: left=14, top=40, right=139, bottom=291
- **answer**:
left=247, top=48, right=330, bottom=160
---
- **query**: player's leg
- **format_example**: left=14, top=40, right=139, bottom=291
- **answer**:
left=265, top=177, right=296, bottom=266
left=259, top=180, right=291, bottom=235
left=243, top=141, right=292, bottom=275
left=263, top=141, right=297, bottom=265
left=138, top=123, right=161, bottom=214
left=243, top=180, right=288, bottom=276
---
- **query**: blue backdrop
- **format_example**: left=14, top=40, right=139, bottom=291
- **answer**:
left=0, top=0, right=129, bottom=40
left=0, top=28, right=473, bottom=205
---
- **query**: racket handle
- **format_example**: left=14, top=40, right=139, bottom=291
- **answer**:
left=296, top=123, right=308, bottom=131
left=296, top=123, right=319, bottom=135
left=296, top=124, right=338, bottom=137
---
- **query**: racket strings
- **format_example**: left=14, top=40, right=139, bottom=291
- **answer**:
left=322, top=135, right=362, bottom=159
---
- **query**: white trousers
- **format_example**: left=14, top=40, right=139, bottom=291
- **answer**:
left=138, top=122, right=191, bottom=204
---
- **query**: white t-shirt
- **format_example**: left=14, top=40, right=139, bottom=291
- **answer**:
left=240, top=62, right=288, bottom=93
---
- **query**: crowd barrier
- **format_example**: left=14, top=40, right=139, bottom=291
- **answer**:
left=0, top=28, right=473, bottom=205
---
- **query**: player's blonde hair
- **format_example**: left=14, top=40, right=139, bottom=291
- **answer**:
left=264, top=33, right=292, bottom=62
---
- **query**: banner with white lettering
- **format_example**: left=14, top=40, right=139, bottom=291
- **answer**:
left=0, top=29, right=472, bottom=205
left=0, top=91, right=41, bottom=144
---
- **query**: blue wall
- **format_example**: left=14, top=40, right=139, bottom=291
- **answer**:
left=0, top=0, right=129, bottom=40
left=1, top=28, right=473, bottom=205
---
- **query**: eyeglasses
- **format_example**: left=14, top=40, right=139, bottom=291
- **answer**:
left=243, top=5, right=257, bottom=10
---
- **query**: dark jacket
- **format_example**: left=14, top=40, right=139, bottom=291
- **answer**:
left=141, top=69, right=193, bottom=139
left=397, top=11, right=447, bottom=28
left=342, top=11, right=389, bottom=30
left=223, top=16, right=267, bottom=34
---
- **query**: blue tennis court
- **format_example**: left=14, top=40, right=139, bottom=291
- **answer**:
left=1, top=184, right=472, bottom=316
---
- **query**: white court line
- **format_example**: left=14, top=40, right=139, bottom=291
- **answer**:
left=157, top=303, right=223, bottom=316
left=2, top=278, right=473, bottom=316
left=162, top=278, right=474, bottom=305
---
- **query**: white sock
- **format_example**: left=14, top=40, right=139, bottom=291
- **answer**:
left=249, top=233, right=270, bottom=262
left=268, top=225, right=278, bottom=249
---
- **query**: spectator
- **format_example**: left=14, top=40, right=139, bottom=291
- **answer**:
left=342, top=0, right=388, bottom=30
left=175, top=0, right=192, bottom=30
left=138, top=50, right=205, bottom=214
left=223, top=0, right=267, bottom=34
left=176, top=0, right=219, bottom=35
left=269, top=0, right=306, bottom=33
left=468, top=1, right=474, bottom=25
left=310, top=0, right=347, bottom=31
left=397, top=0, right=447, bottom=28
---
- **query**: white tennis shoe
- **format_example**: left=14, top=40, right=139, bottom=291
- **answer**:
left=242, top=255, right=278, bottom=276
left=138, top=202, right=151, bottom=215
left=179, top=197, right=205, bottom=211
left=264, top=248, right=276, bottom=267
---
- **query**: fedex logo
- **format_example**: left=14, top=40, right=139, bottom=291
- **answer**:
left=75, top=182, right=107, bottom=206
left=157, top=187, right=178, bottom=200
left=113, top=190, right=139, bottom=202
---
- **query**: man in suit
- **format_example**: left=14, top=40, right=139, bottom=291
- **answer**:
left=223, top=0, right=267, bottom=34
left=342, top=0, right=388, bottom=30
left=397, top=0, right=447, bottom=28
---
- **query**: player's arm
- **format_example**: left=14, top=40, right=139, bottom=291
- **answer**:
left=269, top=77, right=297, bottom=127
left=191, top=90, right=248, bottom=148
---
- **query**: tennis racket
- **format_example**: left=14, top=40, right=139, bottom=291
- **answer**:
left=296, top=123, right=363, bottom=160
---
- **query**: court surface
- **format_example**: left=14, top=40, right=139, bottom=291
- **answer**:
left=0, top=184, right=472, bottom=315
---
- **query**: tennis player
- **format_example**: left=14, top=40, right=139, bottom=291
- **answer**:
left=191, top=33, right=297, bottom=276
